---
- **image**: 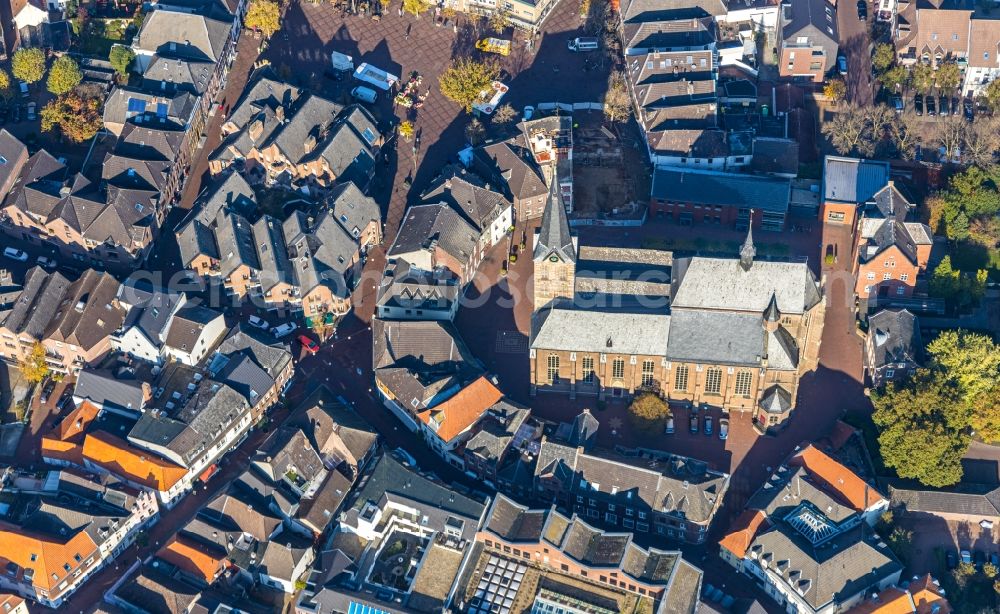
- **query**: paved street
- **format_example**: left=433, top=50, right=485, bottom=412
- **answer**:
left=837, top=0, right=874, bottom=105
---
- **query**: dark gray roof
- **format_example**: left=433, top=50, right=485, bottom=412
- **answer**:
left=0, top=267, right=71, bottom=339
left=102, top=154, right=172, bottom=192
left=142, top=56, right=214, bottom=95
left=375, top=259, right=460, bottom=313
left=102, top=87, right=197, bottom=131
left=780, top=0, right=839, bottom=45
left=483, top=493, right=547, bottom=542
left=287, top=385, right=378, bottom=463
left=226, top=72, right=302, bottom=128
left=890, top=484, right=1000, bottom=517
left=371, top=318, right=482, bottom=410
left=116, top=567, right=201, bottom=614
left=464, top=400, right=531, bottom=463
left=163, top=305, right=223, bottom=353
left=533, top=164, right=576, bottom=263
left=266, top=93, right=344, bottom=163
left=177, top=172, right=257, bottom=266
left=867, top=309, right=921, bottom=369
left=665, top=310, right=764, bottom=367
left=822, top=156, right=890, bottom=204
left=115, top=123, right=184, bottom=162
left=421, top=166, right=512, bottom=233
left=474, top=138, right=548, bottom=202
left=217, top=353, right=275, bottom=406
left=74, top=369, right=147, bottom=411
left=651, top=168, right=791, bottom=213
left=215, top=211, right=260, bottom=277
left=760, top=385, right=793, bottom=414
left=671, top=255, right=822, bottom=314
left=253, top=215, right=295, bottom=293
left=748, top=526, right=901, bottom=612
left=289, top=210, right=359, bottom=298
left=0, top=129, right=28, bottom=191
left=216, top=325, right=292, bottom=378
left=327, top=180, right=381, bottom=239
left=751, top=137, right=800, bottom=176
left=347, top=454, right=485, bottom=528
left=388, top=203, right=480, bottom=269
left=622, top=18, right=716, bottom=52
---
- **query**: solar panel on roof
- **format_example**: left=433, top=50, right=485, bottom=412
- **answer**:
left=127, top=98, right=147, bottom=114
left=156, top=102, right=168, bottom=118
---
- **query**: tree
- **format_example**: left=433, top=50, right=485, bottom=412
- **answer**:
left=628, top=393, right=669, bottom=422
left=881, top=65, right=910, bottom=92
left=928, top=256, right=988, bottom=311
left=0, top=69, right=10, bottom=99
left=603, top=71, right=632, bottom=123
left=40, top=92, right=103, bottom=143
left=872, top=43, right=896, bottom=73
left=872, top=369, right=968, bottom=487
left=488, top=8, right=510, bottom=32
left=927, top=330, right=1000, bottom=407
left=932, top=115, right=966, bottom=162
left=244, top=0, right=281, bottom=38
left=985, top=562, right=1000, bottom=580
left=492, top=103, right=517, bottom=125
left=888, top=111, right=922, bottom=160
left=960, top=116, right=1000, bottom=167
left=465, top=118, right=485, bottom=145
left=822, top=105, right=871, bottom=155
left=108, top=45, right=136, bottom=77
left=982, top=78, right=1000, bottom=113
left=18, top=343, right=49, bottom=384
left=402, top=0, right=431, bottom=15
left=911, top=63, right=935, bottom=94
left=439, top=57, right=501, bottom=112
left=46, top=55, right=82, bottom=95
left=398, top=120, right=414, bottom=141
left=11, top=48, right=46, bottom=85
left=886, top=526, right=913, bottom=565
left=935, top=61, right=962, bottom=93
left=865, top=104, right=895, bottom=141
left=823, top=78, right=846, bottom=103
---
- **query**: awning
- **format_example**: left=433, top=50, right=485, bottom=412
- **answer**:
left=198, top=464, right=219, bottom=483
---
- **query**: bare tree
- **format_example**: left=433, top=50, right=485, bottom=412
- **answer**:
left=603, top=71, right=633, bottom=124
left=932, top=115, right=966, bottom=162
left=961, top=116, right=1000, bottom=167
left=492, top=103, right=517, bottom=125
left=865, top=104, right=896, bottom=143
left=887, top=111, right=923, bottom=160
left=822, top=105, right=871, bottom=156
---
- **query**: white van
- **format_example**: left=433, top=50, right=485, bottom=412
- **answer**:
left=331, top=51, right=354, bottom=72
left=351, top=86, right=378, bottom=104
left=567, top=37, right=599, bottom=52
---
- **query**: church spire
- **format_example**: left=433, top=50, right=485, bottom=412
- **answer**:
left=533, top=163, right=576, bottom=263
left=740, top=212, right=756, bottom=271
left=764, top=291, right=781, bottom=331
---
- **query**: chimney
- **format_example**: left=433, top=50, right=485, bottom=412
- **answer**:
left=141, top=382, right=153, bottom=404
left=303, top=134, right=317, bottom=154
left=249, top=119, right=264, bottom=141
left=276, top=105, right=286, bottom=122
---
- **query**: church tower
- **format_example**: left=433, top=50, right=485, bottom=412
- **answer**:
left=532, top=164, right=577, bottom=312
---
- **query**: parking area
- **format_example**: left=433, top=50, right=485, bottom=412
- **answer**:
left=264, top=0, right=612, bottom=236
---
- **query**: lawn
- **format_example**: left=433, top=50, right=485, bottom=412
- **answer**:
left=72, top=18, right=133, bottom=58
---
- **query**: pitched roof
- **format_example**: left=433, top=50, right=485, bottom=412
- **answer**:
left=533, top=164, right=576, bottom=263
left=422, top=166, right=512, bottom=233
left=483, top=494, right=548, bottom=542
left=823, top=156, right=890, bottom=204
left=0, top=267, right=71, bottom=339
left=671, top=256, right=822, bottom=314
left=867, top=309, right=921, bottom=369
left=530, top=308, right=670, bottom=356
left=474, top=138, right=547, bottom=201
left=790, top=445, right=886, bottom=512
left=45, top=269, right=126, bottom=351
left=163, top=304, right=223, bottom=353
left=651, top=168, right=790, bottom=213
left=780, top=0, right=839, bottom=43
left=83, top=431, right=188, bottom=491
left=133, top=9, right=232, bottom=62
left=0, top=519, right=99, bottom=592
left=417, top=376, right=504, bottom=443
left=326, top=180, right=381, bottom=239
left=115, top=568, right=201, bottom=614
left=158, top=534, right=225, bottom=583
left=74, top=369, right=147, bottom=411
left=718, top=509, right=769, bottom=558
left=388, top=203, right=480, bottom=269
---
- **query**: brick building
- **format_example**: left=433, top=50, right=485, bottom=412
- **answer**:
left=777, top=0, right=839, bottom=83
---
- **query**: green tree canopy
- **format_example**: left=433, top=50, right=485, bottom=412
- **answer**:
left=46, top=55, right=83, bottom=95
left=935, top=61, right=962, bottom=92
left=823, top=78, right=846, bottom=103
left=245, top=0, right=281, bottom=38
left=0, top=69, right=10, bottom=99
left=982, top=78, right=1000, bottom=113
left=881, top=65, right=910, bottom=92
left=12, top=48, right=46, bottom=85
left=439, top=57, right=501, bottom=112
left=911, top=63, right=935, bottom=94
left=927, top=330, right=1000, bottom=402
left=872, top=43, right=896, bottom=73
left=40, top=92, right=103, bottom=143
left=872, top=369, right=968, bottom=487
left=108, top=45, right=136, bottom=77
left=402, top=0, right=431, bottom=15
left=928, top=256, right=987, bottom=310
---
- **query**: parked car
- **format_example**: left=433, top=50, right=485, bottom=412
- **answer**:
left=36, top=256, right=55, bottom=268
left=39, top=380, right=56, bottom=404
left=272, top=322, right=296, bottom=338
left=350, top=86, right=378, bottom=104
left=857, top=3, right=867, bottom=19
left=26, top=102, right=35, bottom=121
left=719, top=418, right=729, bottom=440
left=704, top=415, right=713, bottom=436
left=964, top=98, right=975, bottom=122
left=939, top=95, right=950, bottom=116
left=891, top=95, right=904, bottom=113
left=951, top=97, right=960, bottom=117
left=247, top=315, right=269, bottom=331
left=914, top=94, right=923, bottom=116
left=926, top=95, right=936, bottom=116
left=664, top=416, right=674, bottom=434
left=18, top=82, right=28, bottom=98
left=961, top=550, right=972, bottom=564
left=3, top=247, right=27, bottom=262
left=298, top=334, right=320, bottom=354
left=837, top=54, right=848, bottom=75
left=57, top=389, right=74, bottom=410
left=523, top=105, right=534, bottom=121
left=689, top=413, right=699, bottom=434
